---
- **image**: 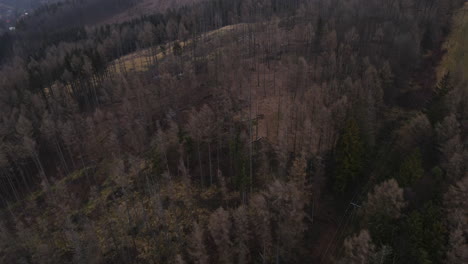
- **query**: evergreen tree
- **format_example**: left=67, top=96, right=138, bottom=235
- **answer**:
left=427, top=73, right=453, bottom=125
left=334, top=119, right=364, bottom=194
left=397, top=149, right=424, bottom=187
left=404, top=203, right=447, bottom=264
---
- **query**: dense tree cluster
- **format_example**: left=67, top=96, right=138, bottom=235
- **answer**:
left=0, top=0, right=467, bottom=263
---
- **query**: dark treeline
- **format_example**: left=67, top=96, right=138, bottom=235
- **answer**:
left=1, top=0, right=304, bottom=105
left=0, top=0, right=467, bottom=263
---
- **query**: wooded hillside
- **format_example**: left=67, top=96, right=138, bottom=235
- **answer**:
left=0, top=0, right=467, bottom=263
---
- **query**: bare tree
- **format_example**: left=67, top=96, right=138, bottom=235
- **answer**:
left=339, top=230, right=375, bottom=264
left=186, top=105, right=216, bottom=186
left=23, top=136, right=49, bottom=185
left=233, top=205, right=251, bottom=264
left=436, top=114, right=464, bottom=181
left=363, top=179, right=406, bottom=220
left=444, top=175, right=468, bottom=264
left=264, top=180, right=308, bottom=262
left=444, top=175, right=468, bottom=229
left=250, top=193, right=273, bottom=263
left=446, top=226, right=468, bottom=264
left=208, top=207, right=233, bottom=264
left=188, top=222, right=209, bottom=264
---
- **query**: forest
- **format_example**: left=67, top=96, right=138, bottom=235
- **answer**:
left=0, top=0, right=467, bottom=263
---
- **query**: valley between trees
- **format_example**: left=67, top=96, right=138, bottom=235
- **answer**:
left=0, top=0, right=467, bottom=263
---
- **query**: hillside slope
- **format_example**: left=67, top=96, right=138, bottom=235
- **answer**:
left=0, top=0, right=467, bottom=264
left=102, top=0, right=205, bottom=24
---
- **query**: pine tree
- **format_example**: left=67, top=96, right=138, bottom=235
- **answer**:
left=404, top=203, right=448, bottom=264
left=427, top=73, right=453, bottom=125
left=397, top=148, right=424, bottom=187
left=334, top=119, right=364, bottom=194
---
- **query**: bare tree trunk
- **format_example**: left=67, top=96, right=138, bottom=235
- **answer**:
left=217, top=135, right=220, bottom=174
left=55, top=139, right=69, bottom=174
left=33, top=151, right=49, bottom=185
left=208, top=142, right=213, bottom=185
left=249, top=83, right=253, bottom=193
left=66, top=145, right=76, bottom=170
left=1, top=170, right=19, bottom=201
left=277, top=81, right=281, bottom=140
left=197, top=142, right=203, bottom=187
left=293, top=105, right=299, bottom=153
left=164, top=150, right=171, bottom=180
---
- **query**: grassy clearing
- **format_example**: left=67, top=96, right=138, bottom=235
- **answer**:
left=111, top=47, right=162, bottom=74
left=110, top=23, right=245, bottom=74
left=438, top=3, right=468, bottom=81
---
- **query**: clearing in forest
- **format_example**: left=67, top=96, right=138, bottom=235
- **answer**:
left=110, top=24, right=244, bottom=74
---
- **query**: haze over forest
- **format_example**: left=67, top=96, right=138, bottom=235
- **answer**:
left=0, top=0, right=467, bottom=263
